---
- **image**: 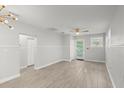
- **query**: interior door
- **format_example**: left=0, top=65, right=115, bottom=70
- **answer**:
left=27, top=38, right=36, bottom=66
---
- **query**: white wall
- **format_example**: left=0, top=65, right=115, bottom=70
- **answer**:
left=0, top=21, right=64, bottom=83
left=106, top=6, right=124, bottom=88
left=62, top=35, right=75, bottom=61
left=111, top=6, right=124, bottom=45
left=63, top=34, right=71, bottom=61
left=35, top=29, right=64, bottom=69
left=75, top=33, right=105, bottom=62
left=0, top=22, right=22, bottom=83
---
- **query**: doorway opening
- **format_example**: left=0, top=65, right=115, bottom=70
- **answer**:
left=19, top=34, right=37, bottom=70
left=75, top=39, right=85, bottom=61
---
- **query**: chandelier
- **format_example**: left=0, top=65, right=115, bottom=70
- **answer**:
left=0, top=5, right=18, bottom=29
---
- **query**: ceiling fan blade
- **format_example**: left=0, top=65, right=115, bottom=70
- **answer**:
left=81, top=30, right=89, bottom=32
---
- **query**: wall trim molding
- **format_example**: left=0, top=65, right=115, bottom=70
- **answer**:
left=63, top=59, right=71, bottom=62
left=20, top=65, right=28, bottom=69
left=84, top=59, right=105, bottom=63
left=35, top=59, right=70, bottom=70
left=106, top=63, right=116, bottom=88
left=0, top=73, right=20, bottom=84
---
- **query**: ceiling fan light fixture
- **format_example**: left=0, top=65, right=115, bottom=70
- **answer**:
left=75, top=28, right=80, bottom=35
left=76, top=32, right=79, bottom=35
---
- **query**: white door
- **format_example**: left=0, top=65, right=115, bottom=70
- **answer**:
left=27, top=38, right=36, bottom=66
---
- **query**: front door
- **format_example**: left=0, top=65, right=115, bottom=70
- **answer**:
left=76, top=40, right=84, bottom=60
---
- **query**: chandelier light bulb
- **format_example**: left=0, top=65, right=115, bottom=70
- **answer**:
left=8, top=13, right=13, bottom=17
left=9, top=26, right=14, bottom=30
left=4, top=20, right=9, bottom=24
left=2, top=5, right=6, bottom=8
left=0, top=21, right=4, bottom=24
left=14, top=17, right=18, bottom=21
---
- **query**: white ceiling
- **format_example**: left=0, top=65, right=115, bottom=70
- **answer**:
left=6, top=5, right=117, bottom=35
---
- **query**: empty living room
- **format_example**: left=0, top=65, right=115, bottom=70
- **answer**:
left=0, top=1, right=124, bottom=92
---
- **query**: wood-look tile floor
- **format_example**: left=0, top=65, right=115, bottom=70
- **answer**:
left=0, top=60, right=112, bottom=88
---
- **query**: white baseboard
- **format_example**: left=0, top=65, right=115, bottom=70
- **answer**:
left=0, top=74, right=20, bottom=84
left=20, top=65, right=27, bottom=69
left=63, top=59, right=71, bottom=62
left=106, top=63, right=116, bottom=88
left=35, top=59, right=69, bottom=70
left=84, top=59, right=105, bottom=63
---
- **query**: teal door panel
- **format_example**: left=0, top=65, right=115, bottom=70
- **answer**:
left=76, top=40, right=83, bottom=59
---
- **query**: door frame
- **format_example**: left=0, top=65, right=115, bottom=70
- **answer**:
left=19, top=33, right=37, bottom=70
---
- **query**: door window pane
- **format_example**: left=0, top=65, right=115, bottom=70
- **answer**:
left=76, top=41, right=83, bottom=57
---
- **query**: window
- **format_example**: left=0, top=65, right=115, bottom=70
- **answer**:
left=91, top=37, right=103, bottom=47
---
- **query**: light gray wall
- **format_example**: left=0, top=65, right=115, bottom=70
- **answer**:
left=35, top=29, right=64, bottom=68
left=62, top=35, right=75, bottom=61
left=75, top=33, right=105, bottom=62
left=63, top=34, right=71, bottom=61
left=0, top=26, right=20, bottom=82
left=106, top=6, right=124, bottom=88
left=111, top=6, right=124, bottom=45
left=0, top=21, right=64, bottom=83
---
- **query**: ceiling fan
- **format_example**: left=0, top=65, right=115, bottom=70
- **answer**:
left=71, top=27, right=89, bottom=35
